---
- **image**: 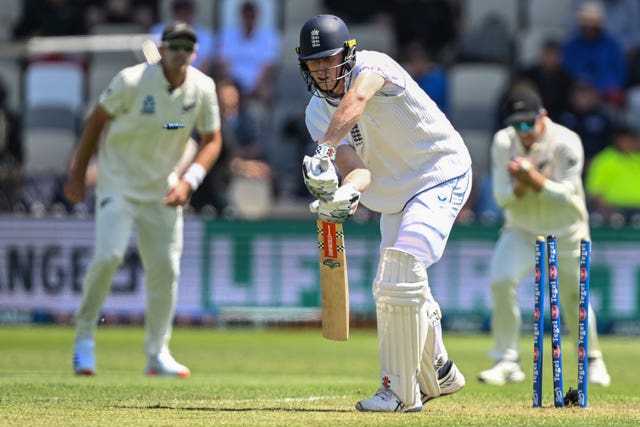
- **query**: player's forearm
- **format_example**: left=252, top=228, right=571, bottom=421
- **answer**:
left=322, top=71, right=384, bottom=147
left=524, top=168, right=546, bottom=192
left=191, top=130, right=222, bottom=171
left=335, top=145, right=370, bottom=192
left=342, top=168, right=371, bottom=193
left=322, top=93, right=367, bottom=147
left=71, top=117, right=105, bottom=177
left=72, top=105, right=113, bottom=175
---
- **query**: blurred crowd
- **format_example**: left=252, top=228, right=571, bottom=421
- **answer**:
left=1, top=0, right=640, bottom=227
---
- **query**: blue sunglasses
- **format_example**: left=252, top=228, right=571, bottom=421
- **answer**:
left=511, top=116, right=539, bottom=132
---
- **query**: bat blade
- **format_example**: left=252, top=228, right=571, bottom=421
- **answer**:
left=317, top=219, right=349, bottom=340
left=141, top=39, right=161, bottom=64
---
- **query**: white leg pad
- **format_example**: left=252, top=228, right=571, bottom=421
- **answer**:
left=417, top=301, right=442, bottom=399
left=374, top=247, right=439, bottom=406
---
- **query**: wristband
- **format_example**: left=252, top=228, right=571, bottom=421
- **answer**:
left=182, top=163, right=206, bottom=191
left=314, top=142, right=336, bottom=161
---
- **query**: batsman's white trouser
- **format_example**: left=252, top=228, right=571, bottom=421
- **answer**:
left=378, top=170, right=472, bottom=400
left=489, top=228, right=603, bottom=362
left=74, top=193, right=183, bottom=356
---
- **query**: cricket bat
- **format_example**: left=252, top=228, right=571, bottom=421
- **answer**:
left=316, top=219, right=349, bottom=340
left=141, top=39, right=161, bottom=64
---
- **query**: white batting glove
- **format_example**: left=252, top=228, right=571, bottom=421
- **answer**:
left=309, top=182, right=360, bottom=223
left=302, top=155, right=339, bottom=201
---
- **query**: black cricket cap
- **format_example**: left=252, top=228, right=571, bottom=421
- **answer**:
left=161, top=21, right=197, bottom=43
left=505, top=88, right=543, bottom=124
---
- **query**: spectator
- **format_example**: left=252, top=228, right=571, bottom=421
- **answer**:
left=85, top=0, right=157, bottom=32
left=514, top=38, right=575, bottom=121
left=190, top=79, right=273, bottom=215
left=0, top=78, right=23, bottom=212
left=570, top=0, right=640, bottom=58
left=557, top=79, right=615, bottom=174
left=217, top=80, right=267, bottom=162
left=222, top=79, right=274, bottom=206
left=13, top=0, right=88, bottom=38
left=586, top=123, right=640, bottom=221
left=390, top=0, right=460, bottom=63
left=322, top=0, right=389, bottom=25
left=150, top=0, right=215, bottom=75
left=215, top=1, right=280, bottom=107
left=403, top=42, right=449, bottom=115
left=186, top=134, right=230, bottom=216
left=562, top=1, right=628, bottom=107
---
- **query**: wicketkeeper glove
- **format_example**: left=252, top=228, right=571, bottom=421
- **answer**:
left=302, top=155, right=339, bottom=201
left=309, top=182, right=360, bottom=223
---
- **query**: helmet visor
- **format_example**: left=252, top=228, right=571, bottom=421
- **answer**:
left=298, top=46, right=344, bottom=61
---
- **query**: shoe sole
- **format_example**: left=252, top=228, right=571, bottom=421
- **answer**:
left=355, top=403, right=422, bottom=413
left=423, top=364, right=466, bottom=403
left=145, top=369, right=190, bottom=378
left=74, top=369, right=96, bottom=376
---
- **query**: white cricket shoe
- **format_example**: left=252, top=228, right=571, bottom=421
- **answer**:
left=355, top=387, right=422, bottom=413
left=145, top=351, right=190, bottom=378
left=73, top=337, right=96, bottom=375
left=422, top=359, right=466, bottom=403
left=588, top=357, right=611, bottom=387
left=478, top=360, right=526, bottom=385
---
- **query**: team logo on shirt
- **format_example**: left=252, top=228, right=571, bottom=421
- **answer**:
left=182, top=101, right=196, bottom=112
left=350, top=124, right=364, bottom=148
left=141, top=95, right=155, bottom=114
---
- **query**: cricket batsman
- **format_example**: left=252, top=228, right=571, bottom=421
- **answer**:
left=297, top=14, right=472, bottom=412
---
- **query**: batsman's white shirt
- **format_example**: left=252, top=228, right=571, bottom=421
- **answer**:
left=304, top=50, right=471, bottom=214
left=491, top=117, right=589, bottom=241
left=97, top=62, right=220, bottom=201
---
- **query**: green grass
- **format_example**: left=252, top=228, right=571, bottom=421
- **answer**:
left=0, top=326, right=638, bottom=426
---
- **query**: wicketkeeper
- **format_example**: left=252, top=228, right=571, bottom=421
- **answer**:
left=478, top=87, right=611, bottom=387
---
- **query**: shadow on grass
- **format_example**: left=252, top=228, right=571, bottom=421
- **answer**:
left=113, top=404, right=352, bottom=413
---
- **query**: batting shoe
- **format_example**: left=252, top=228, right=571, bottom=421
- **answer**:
left=355, top=387, right=422, bottom=413
left=73, top=337, right=96, bottom=376
left=588, top=357, right=611, bottom=387
left=422, top=358, right=466, bottom=404
left=145, top=351, right=190, bottom=378
left=477, top=360, right=526, bottom=386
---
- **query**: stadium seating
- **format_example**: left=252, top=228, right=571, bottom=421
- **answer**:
left=87, top=51, right=138, bottom=108
left=24, top=61, right=85, bottom=114
left=448, top=63, right=508, bottom=131
left=526, top=0, right=572, bottom=37
left=514, top=27, right=565, bottom=68
left=349, top=23, right=397, bottom=59
left=0, top=58, right=21, bottom=111
left=0, top=0, right=21, bottom=41
left=23, top=106, right=77, bottom=176
left=463, top=0, right=519, bottom=37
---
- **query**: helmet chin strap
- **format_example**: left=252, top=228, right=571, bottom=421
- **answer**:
left=319, top=74, right=345, bottom=99
left=312, top=64, right=350, bottom=99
